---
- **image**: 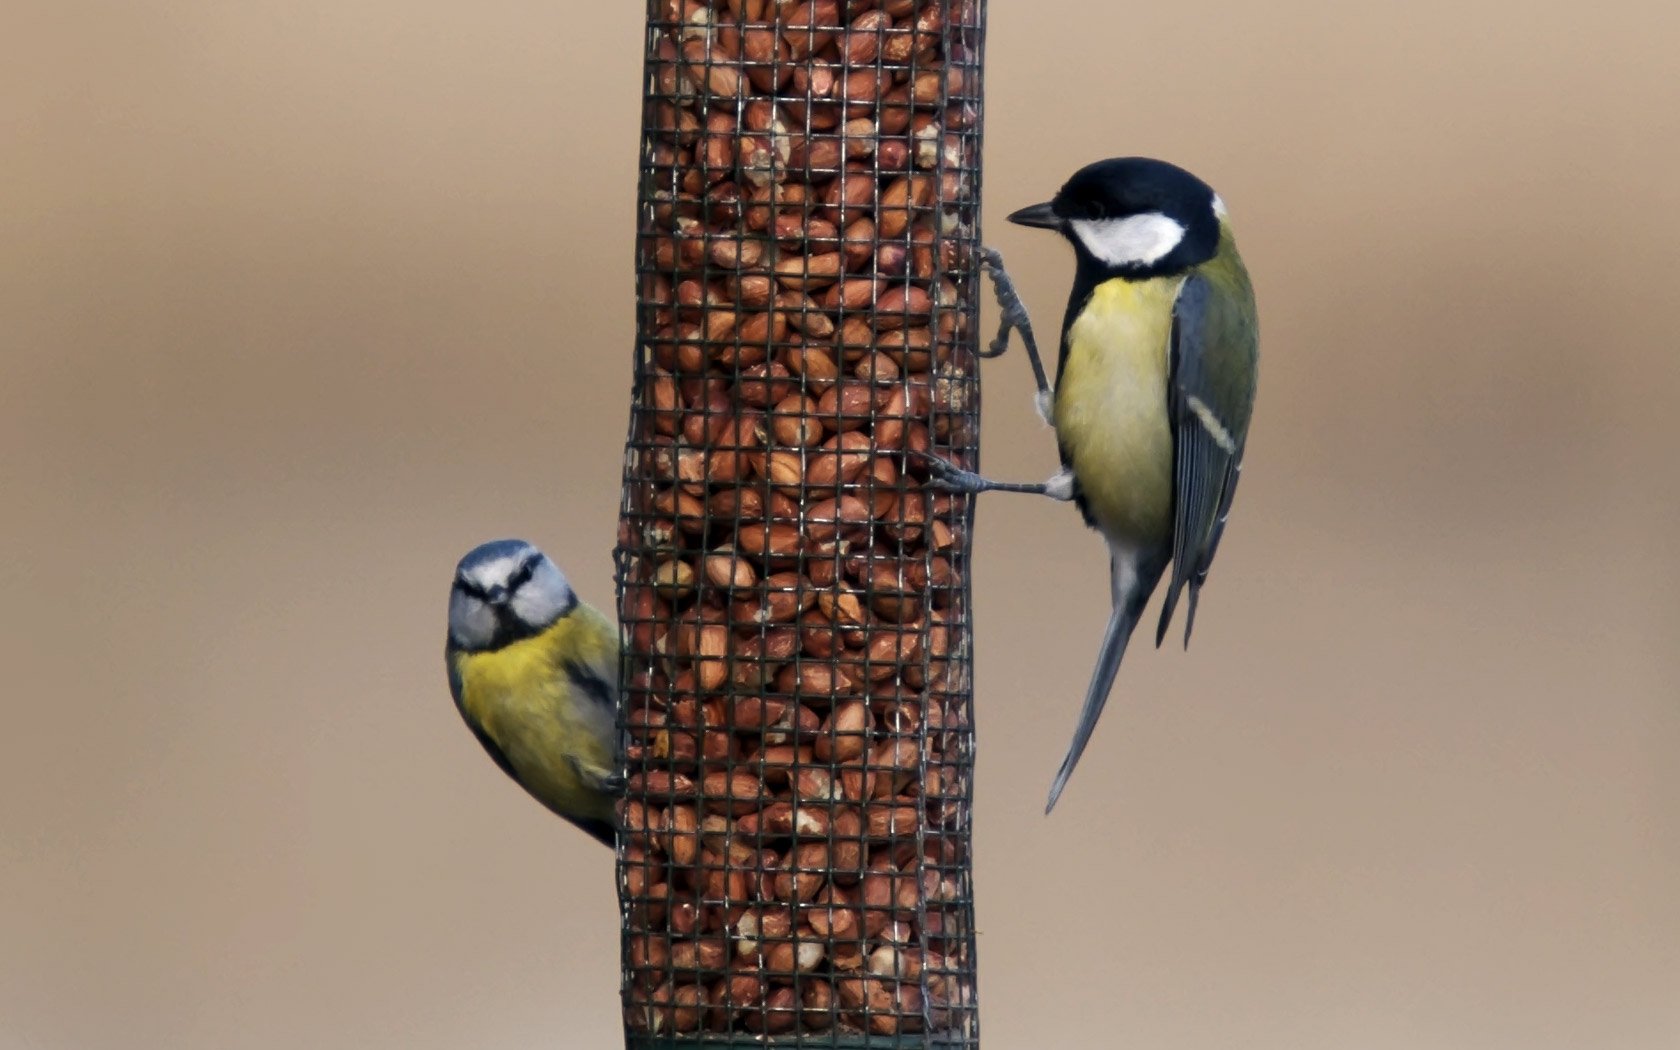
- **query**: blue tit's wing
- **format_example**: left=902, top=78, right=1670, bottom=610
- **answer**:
left=1156, top=270, right=1258, bottom=648
left=561, top=658, right=625, bottom=795
left=559, top=609, right=624, bottom=846
left=561, top=601, right=627, bottom=792
left=563, top=658, right=618, bottom=715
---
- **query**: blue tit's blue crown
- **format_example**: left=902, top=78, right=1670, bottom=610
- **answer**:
left=456, top=538, right=537, bottom=576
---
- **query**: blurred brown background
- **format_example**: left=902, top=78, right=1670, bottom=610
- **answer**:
left=4, top=2, right=1678, bottom=1047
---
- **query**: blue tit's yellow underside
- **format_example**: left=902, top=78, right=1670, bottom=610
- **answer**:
left=1054, top=274, right=1183, bottom=546
left=447, top=604, right=619, bottom=834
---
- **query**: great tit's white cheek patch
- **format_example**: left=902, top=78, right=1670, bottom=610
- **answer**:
left=1211, top=194, right=1228, bottom=220
left=1069, top=213, right=1186, bottom=267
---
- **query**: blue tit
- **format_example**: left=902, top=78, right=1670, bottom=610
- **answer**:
left=931, top=157, right=1258, bottom=812
left=445, top=539, right=622, bottom=846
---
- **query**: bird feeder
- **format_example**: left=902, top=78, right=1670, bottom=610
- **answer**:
left=614, top=1, right=986, bottom=1045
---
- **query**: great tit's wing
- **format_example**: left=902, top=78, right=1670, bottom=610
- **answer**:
left=1184, top=459, right=1242, bottom=637
left=1156, top=271, right=1257, bottom=647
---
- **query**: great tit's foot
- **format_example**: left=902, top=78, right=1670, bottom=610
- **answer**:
left=914, top=451, right=1064, bottom=498
left=978, top=246, right=1031, bottom=359
left=979, top=247, right=1055, bottom=422
left=980, top=246, right=1037, bottom=357
left=915, top=451, right=992, bottom=494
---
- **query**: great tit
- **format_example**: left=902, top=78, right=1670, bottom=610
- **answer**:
left=929, top=157, right=1258, bottom=812
left=445, top=539, right=622, bottom=846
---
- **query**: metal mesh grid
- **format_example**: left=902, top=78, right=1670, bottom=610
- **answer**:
left=614, top=1, right=985, bottom=1045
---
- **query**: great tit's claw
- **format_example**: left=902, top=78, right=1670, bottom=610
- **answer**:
left=914, top=451, right=989, bottom=494
left=979, top=245, right=1035, bottom=359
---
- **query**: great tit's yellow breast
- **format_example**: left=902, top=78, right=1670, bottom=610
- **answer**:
left=1055, top=276, right=1181, bottom=545
left=451, top=611, right=617, bottom=823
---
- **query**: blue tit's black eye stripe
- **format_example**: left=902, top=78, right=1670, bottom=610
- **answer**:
left=455, top=576, right=489, bottom=601
left=505, top=553, right=540, bottom=594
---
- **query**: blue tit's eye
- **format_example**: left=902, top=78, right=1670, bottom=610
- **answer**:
left=505, top=555, right=540, bottom=594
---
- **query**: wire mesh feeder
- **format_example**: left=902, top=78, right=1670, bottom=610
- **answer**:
left=615, top=1, right=986, bottom=1045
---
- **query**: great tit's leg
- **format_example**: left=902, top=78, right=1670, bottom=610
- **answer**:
left=918, top=453, right=1074, bottom=502
left=979, top=246, right=1054, bottom=425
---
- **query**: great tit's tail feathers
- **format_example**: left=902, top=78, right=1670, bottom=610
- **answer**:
left=1182, top=585, right=1203, bottom=648
left=1046, top=551, right=1165, bottom=814
left=1047, top=603, right=1136, bottom=813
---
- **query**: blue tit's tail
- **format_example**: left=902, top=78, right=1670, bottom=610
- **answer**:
left=571, top=814, right=617, bottom=849
left=1046, top=549, right=1166, bottom=813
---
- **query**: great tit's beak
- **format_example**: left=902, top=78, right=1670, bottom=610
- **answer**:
left=1007, top=201, right=1061, bottom=229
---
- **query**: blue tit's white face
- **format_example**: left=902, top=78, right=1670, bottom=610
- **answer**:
left=448, top=539, right=576, bottom=651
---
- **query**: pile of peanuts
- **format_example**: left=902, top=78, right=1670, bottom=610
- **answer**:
left=616, top=0, right=983, bottom=1041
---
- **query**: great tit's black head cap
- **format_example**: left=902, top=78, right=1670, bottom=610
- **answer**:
left=1011, top=156, right=1227, bottom=277
left=1054, top=157, right=1217, bottom=224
